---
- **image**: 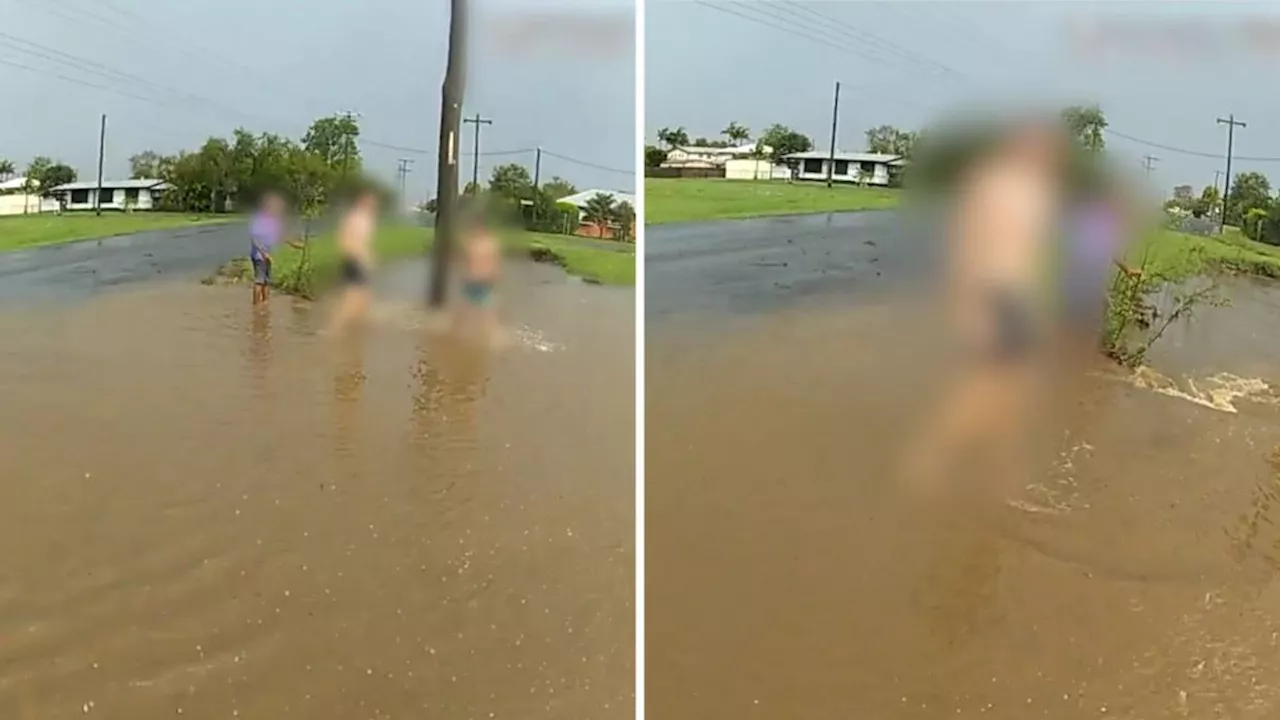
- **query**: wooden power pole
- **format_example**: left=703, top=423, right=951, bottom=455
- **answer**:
left=1217, top=114, right=1246, bottom=233
left=463, top=113, right=493, bottom=193
left=429, top=0, right=468, bottom=308
left=826, top=81, right=840, bottom=189
left=95, top=113, right=106, bottom=216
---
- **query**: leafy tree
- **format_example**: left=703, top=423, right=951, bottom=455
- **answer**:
left=40, top=163, right=76, bottom=190
left=463, top=181, right=483, bottom=196
left=1061, top=105, right=1107, bottom=153
left=129, top=151, right=163, bottom=179
left=758, top=124, right=814, bottom=163
left=303, top=114, right=361, bottom=174
left=0, top=159, right=14, bottom=181
left=644, top=145, right=667, bottom=168
left=541, top=176, right=576, bottom=200
left=722, top=121, right=750, bottom=146
left=525, top=187, right=579, bottom=234
left=864, top=125, right=918, bottom=158
left=692, top=137, right=730, bottom=148
left=613, top=200, right=635, bottom=241
left=1196, top=184, right=1221, bottom=218
left=1226, top=171, right=1271, bottom=227
left=489, top=163, right=533, bottom=200
left=656, top=126, right=689, bottom=149
left=581, top=192, right=617, bottom=237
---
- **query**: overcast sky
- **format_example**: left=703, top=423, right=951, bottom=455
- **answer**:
left=0, top=0, right=635, bottom=199
left=647, top=1, right=1280, bottom=194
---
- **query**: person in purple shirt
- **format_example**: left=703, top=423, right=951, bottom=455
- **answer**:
left=249, top=192, right=299, bottom=306
left=1060, top=183, right=1139, bottom=360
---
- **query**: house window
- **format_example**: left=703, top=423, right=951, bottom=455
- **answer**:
left=70, top=189, right=90, bottom=204
left=860, top=161, right=876, bottom=175
left=833, top=160, right=849, bottom=176
left=125, top=188, right=140, bottom=202
left=803, top=159, right=823, bottom=174
left=100, top=188, right=115, bottom=204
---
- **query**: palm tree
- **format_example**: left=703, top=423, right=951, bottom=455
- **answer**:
left=722, top=122, right=750, bottom=147
left=0, top=159, right=14, bottom=182
left=613, top=201, right=635, bottom=242
left=656, top=126, right=689, bottom=149
left=582, top=192, right=617, bottom=239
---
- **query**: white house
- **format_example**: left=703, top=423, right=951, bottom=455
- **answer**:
left=662, top=142, right=772, bottom=168
left=46, top=178, right=171, bottom=211
left=553, top=188, right=637, bottom=239
left=724, top=158, right=790, bottom=181
left=784, top=151, right=905, bottom=186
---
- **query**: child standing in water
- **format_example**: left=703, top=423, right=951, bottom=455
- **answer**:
left=249, top=192, right=289, bottom=306
left=323, top=189, right=380, bottom=336
left=454, top=214, right=502, bottom=342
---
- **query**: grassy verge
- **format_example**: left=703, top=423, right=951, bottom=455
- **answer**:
left=207, top=225, right=634, bottom=297
left=645, top=178, right=900, bottom=224
left=0, top=211, right=238, bottom=251
left=1129, top=228, right=1280, bottom=281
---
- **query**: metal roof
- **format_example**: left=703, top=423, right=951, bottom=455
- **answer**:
left=555, top=189, right=637, bottom=208
left=47, top=178, right=170, bottom=191
left=784, top=151, right=905, bottom=164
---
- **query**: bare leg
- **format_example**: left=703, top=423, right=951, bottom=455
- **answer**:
left=324, top=287, right=370, bottom=337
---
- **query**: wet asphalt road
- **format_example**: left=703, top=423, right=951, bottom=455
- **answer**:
left=645, top=210, right=936, bottom=319
left=0, top=222, right=247, bottom=305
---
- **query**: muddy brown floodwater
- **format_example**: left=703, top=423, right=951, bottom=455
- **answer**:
left=648, top=278, right=1280, bottom=720
left=0, top=259, right=633, bottom=719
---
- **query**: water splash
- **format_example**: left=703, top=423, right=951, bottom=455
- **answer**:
left=1129, top=368, right=1277, bottom=413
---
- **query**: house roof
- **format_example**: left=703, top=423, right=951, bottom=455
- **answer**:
left=0, top=176, right=28, bottom=191
left=48, top=178, right=170, bottom=192
left=784, top=151, right=906, bottom=165
left=556, top=189, right=636, bottom=208
left=673, top=143, right=764, bottom=156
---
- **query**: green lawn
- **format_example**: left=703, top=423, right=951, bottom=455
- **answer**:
left=214, top=225, right=634, bottom=296
left=0, top=211, right=238, bottom=251
left=645, top=178, right=900, bottom=224
left=1131, top=228, right=1280, bottom=281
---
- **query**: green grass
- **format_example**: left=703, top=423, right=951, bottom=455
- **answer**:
left=213, top=225, right=634, bottom=296
left=645, top=178, right=900, bottom=224
left=0, top=211, right=238, bottom=251
left=1130, top=228, right=1280, bottom=281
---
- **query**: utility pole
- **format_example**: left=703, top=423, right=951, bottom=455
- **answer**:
left=532, top=146, right=542, bottom=224
left=1217, top=114, right=1246, bottom=233
left=826, top=81, right=840, bottom=189
left=338, top=109, right=362, bottom=181
left=95, top=113, right=106, bottom=216
left=1141, top=154, right=1159, bottom=181
left=429, top=0, right=467, bottom=308
left=396, top=158, right=414, bottom=209
left=463, top=113, right=492, bottom=194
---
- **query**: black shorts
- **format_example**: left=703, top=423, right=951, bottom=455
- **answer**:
left=987, top=288, right=1036, bottom=362
left=340, top=257, right=367, bottom=285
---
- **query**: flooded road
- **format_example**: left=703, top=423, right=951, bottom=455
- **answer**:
left=0, top=258, right=634, bottom=718
left=647, top=214, right=1280, bottom=719
left=0, top=223, right=247, bottom=306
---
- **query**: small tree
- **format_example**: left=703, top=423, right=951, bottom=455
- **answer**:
left=0, top=159, right=14, bottom=181
left=613, top=201, right=635, bottom=242
left=722, top=121, right=750, bottom=146
left=644, top=145, right=667, bottom=168
left=581, top=192, right=617, bottom=238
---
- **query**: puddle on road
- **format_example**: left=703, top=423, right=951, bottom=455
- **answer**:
left=647, top=279, right=1280, bottom=720
left=0, top=262, right=634, bottom=718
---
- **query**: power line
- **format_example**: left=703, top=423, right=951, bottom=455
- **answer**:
left=780, top=1, right=965, bottom=82
left=689, top=1, right=932, bottom=110
left=540, top=150, right=632, bottom=176
left=1104, top=127, right=1280, bottom=162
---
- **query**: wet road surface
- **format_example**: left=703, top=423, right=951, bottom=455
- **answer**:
left=647, top=212, right=1280, bottom=719
left=0, top=223, right=247, bottom=305
left=645, top=210, right=934, bottom=319
left=0, top=257, right=634, bottom=718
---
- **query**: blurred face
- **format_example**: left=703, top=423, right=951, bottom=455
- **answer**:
left=357, top=192, right=378, bottom=214
left=1010, top=120, right=1066, bottom=175
left=262, top=194, right=285, bottom=216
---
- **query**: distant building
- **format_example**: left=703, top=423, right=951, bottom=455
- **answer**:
left=555, top=189, right=636, bottom=239
left=661, top=142, right=771, bottom=169
left=724, top=158, right=790, bottom=181
left=783, top=151, right=905, bottom=186
left=46, top=178, right=171, bottom=212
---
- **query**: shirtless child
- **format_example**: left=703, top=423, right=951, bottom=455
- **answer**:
left=902, top=115, right=1069, bottom=501
left=323, top=189, right=380, bottom=337
left=454, top=215, right=503, bottom=343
